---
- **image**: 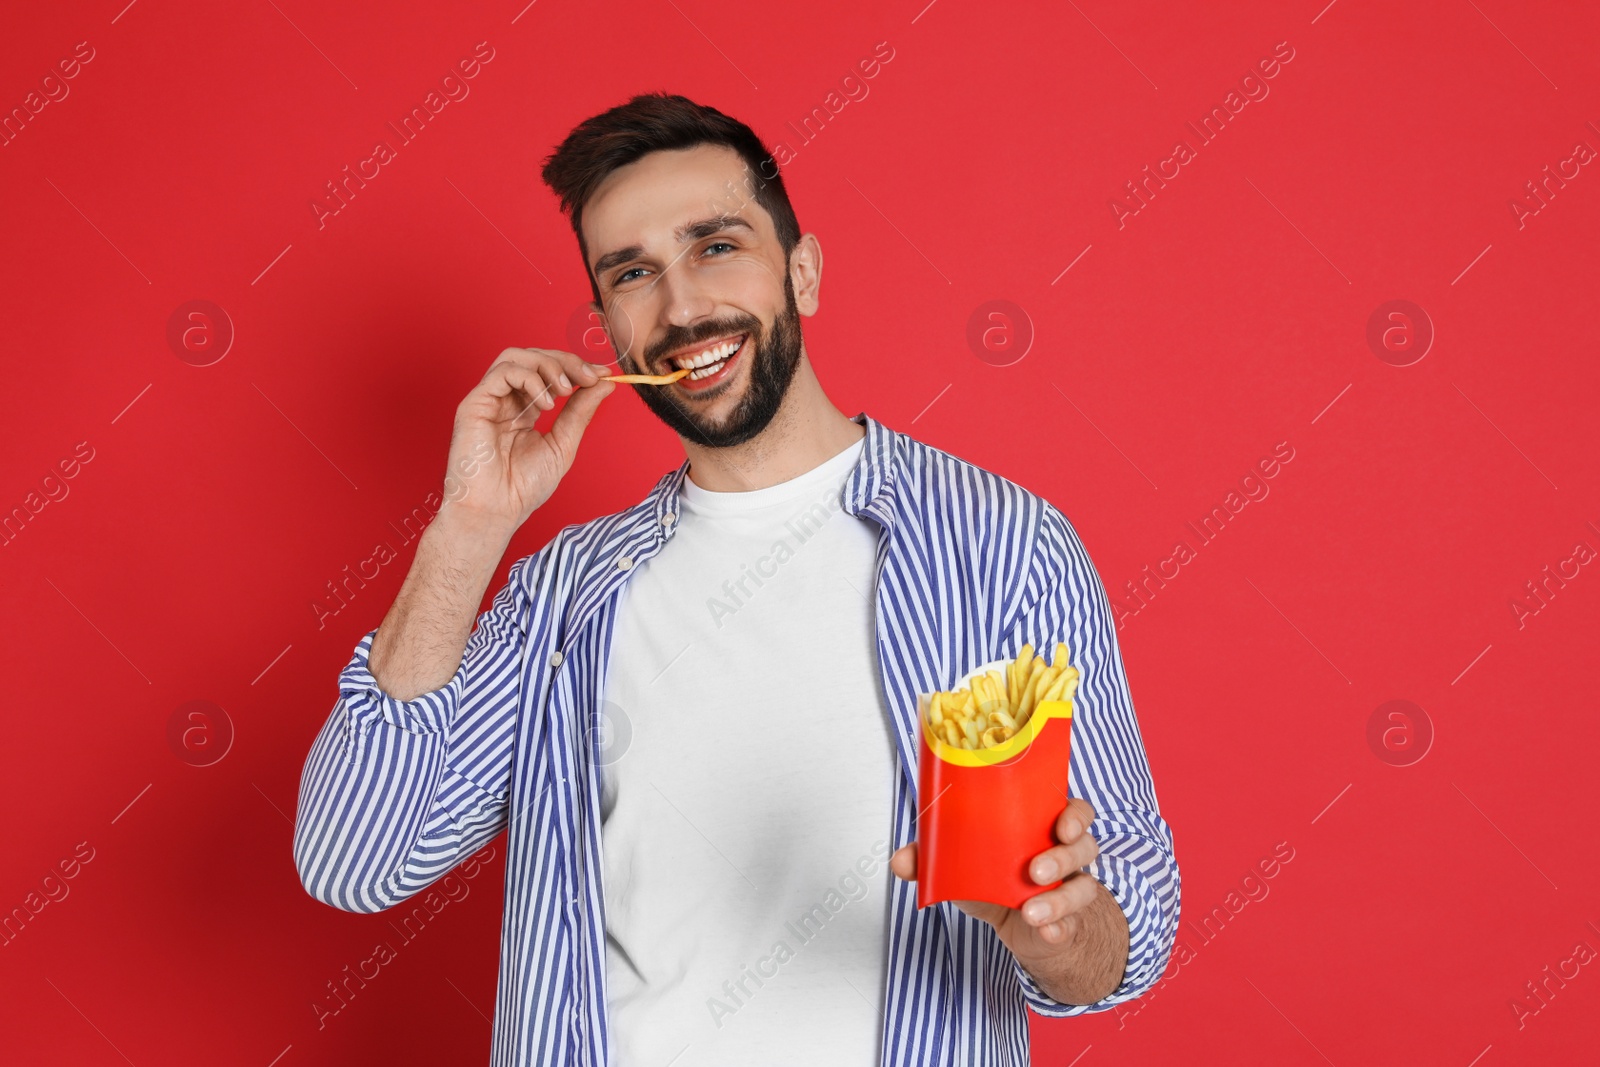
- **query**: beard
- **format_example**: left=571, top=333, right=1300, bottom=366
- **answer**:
left=624, top=273, right=804, bottom=449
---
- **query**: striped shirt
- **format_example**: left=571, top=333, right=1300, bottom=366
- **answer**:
left=294, top=411, right=1181, bottom=1066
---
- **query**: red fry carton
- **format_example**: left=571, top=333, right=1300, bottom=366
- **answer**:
left=916, top=655, right=1075, bottom=911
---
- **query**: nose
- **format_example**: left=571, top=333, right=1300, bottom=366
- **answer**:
left=654, top=255, right=718, bottom=332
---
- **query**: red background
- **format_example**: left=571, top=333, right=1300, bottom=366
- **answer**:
left=3, top=0, right=1597, bottom=1063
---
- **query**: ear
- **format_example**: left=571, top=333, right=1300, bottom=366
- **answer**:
left=789, top=233, right=823, bottom=317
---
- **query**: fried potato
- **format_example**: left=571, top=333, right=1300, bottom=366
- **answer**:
left=922, top=643, right=1075, bottom=750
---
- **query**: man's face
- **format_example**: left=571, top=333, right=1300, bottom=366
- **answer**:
left=582, top=144, right=806, bottom=448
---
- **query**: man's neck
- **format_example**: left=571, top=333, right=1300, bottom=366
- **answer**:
left=679, top=357, right=864, bottom=493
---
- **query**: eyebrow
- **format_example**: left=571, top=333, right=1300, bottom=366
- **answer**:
left=591, top=213, right=756, bottom=283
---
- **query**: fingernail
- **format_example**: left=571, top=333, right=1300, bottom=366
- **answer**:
left=1065, top=818, right=1083, bottom=840
left=1033, top=858, right=1059, bottom=883
left=559, top=373, right=572, bottom=390
left=1024, top=901, right=1049, bottom=923
left=586, top=362, right=609, bottom=375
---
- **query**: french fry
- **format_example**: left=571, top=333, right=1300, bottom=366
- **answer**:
left=986, top=670, right=1007, bottom=715
left=1015, top=659, right=1045, bottom=720
left=1019, top=663, right=1059, bottom=724
left=1042, top=666, right=1081, bottom=704
left=974, top=674, right=997, bottom=716
left=1008, top=643, right=1034, bottom=706
left=601, top=368, right=691, bottom=384
left=922, top=643, right=1076, bottom=750
left=969, top=673, right=987, bottom=708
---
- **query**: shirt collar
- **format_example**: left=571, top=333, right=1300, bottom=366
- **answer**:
left=643, top=411, right=900, bottom=536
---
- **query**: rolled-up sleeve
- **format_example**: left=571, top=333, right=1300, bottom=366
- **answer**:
left=1002, top=505, right=1181, bottom=1016
left=293, top=553, right=540, bottom=914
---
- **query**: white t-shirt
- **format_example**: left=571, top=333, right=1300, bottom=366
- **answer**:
left=600, top=435, right=897, bottom=1067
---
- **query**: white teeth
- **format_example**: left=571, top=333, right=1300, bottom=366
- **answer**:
left=673, top=336, right=743, bottom=370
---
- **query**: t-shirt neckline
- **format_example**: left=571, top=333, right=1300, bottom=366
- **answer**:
left=678, top=436, right=866, bottom=513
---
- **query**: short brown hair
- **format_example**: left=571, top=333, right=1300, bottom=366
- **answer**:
left=540, top=92, right=802, bottom=305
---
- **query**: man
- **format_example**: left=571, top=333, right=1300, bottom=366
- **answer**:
left=294, top=92, right=1179, bottom=1067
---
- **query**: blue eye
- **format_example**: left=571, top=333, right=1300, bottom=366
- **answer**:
left=614, top=240, right=735, bottom=287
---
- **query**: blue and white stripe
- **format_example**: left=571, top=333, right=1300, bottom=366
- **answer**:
left=294, top=411, right=1181, bottom=1066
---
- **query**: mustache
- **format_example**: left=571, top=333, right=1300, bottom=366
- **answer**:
left=643, top=317, right=761, bottom=368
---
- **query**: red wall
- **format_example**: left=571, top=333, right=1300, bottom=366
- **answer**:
left=3, top=1, right=1596, bottom=1063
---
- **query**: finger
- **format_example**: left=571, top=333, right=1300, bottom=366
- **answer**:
left=529, top=347, right=610, bottom=389
left=544, top=377, right=614, bottom=461
left=1028, top=834, right=1099, bottom=886
left=483, top=347, right=545, bottom=383
left=952, top=898, right=1010, bottom=927
left=535, top=347, right=607, bottom=389
left=1019, top=872, right=1101, bottom=927
left=1055, top=797, right=1097, bottom=844
left=469, top=363, right=553, bottom=425
left=486, top=348, right=595, bottom=396
left=889, top=842, right=917, bottom=882
left=517, top=357, right=589, bottom=415
left=516, top=352, right=578, bottom=408
left=485, top=362, right=558, bottom=417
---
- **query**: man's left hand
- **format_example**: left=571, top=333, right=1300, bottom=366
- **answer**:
left=889, top=796, right=1127, bottom=1004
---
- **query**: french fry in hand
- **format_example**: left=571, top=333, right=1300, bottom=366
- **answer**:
left=601, top=367, right=691, bottom=384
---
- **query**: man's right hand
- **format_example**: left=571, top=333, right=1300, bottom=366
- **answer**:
left=439, top=348, right=616, bottom=535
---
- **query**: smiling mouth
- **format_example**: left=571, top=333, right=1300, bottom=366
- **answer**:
left=667, top=334, right=747, bottom=382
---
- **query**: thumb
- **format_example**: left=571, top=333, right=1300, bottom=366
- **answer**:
left=890, top=842, right=918, bottom=882
left=546, top=379, right=615, bottom=465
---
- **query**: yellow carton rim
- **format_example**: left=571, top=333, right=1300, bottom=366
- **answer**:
left=920, top=656, right=1078, bottom=766
left=922, top=698, right=1073, bottom=766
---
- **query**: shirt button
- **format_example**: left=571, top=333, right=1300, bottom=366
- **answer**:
left=548, top=651, right=563, bottom=669
left=661, top=511, right=676, bottom=526
left=617, top=554, right=634, bottom=570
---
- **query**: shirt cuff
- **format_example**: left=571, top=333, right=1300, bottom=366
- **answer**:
left=337, top=629, right=468, bottom=766
left=1014, top=832, right=1174, bottom=1017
